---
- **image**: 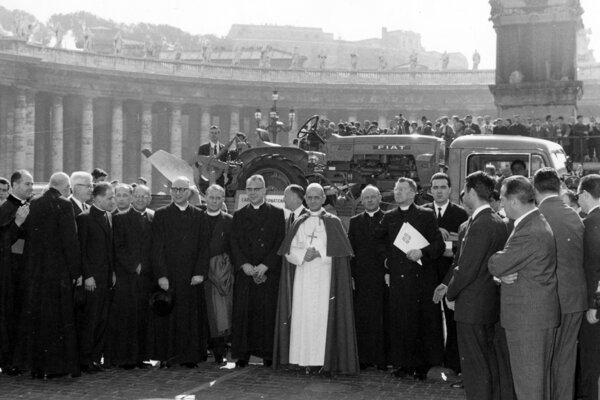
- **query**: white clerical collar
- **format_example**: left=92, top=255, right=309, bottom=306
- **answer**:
left=514, top=207, right=537, bottom=228
left=207, top=210, right=221, bottom=216
left=117, top=207, right=130, bottom=214
left=92, top=204, right=105, bottom=213
left=12, top=194, right=27, bottom=204
left=251, top=201, right=265, bottom=210
left=433, top=200, right=450, bottom=216
left=175, top=202, right=189, bottom=211
left=133, top=208, right=147, bottom=215
left=366, top=208, right=380, bottom=217
left=538, top=194, right=559, bottom=206
left=399, top=204, right=411, bottom=211
left=471, top=204, right=491, bottom=220
left=588, top=204, right=600, bottom=215
left=309, top=208, right=325, bottom=216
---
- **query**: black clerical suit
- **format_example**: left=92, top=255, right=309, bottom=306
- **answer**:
left=14, top=188, right=81, bottom=377
left=0, top=194, right=28, bottom=370
left=375, top=203, right=445, bottom=374
left=151, top=203, right=209, bottom=365
left=348, top=209, right=387, bottom=368
left=424, top=201, right=468, bottom=373
left=105, top=208, right=154, bottom=367
left=230, top=202, right=285, bottom=363
left=76, top=205, right=114, bottom=368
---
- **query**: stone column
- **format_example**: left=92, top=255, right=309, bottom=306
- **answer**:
left=229, top=107, right=240, bottom=139
left=0, top=91, right=13, bottom=176
left=110, top=99, right=124, bottom=181
left=200, top=109, right=211, bottom=145
left=378, top=112, right=388, bottom=130
left=243, top=116, right=251, bottom=134
left=25, top=91, right=35, bottom=174
left=81, top=96, right=94, bottom=172
left=13, top=88, right=28, bottom=170
left=140, top=102, right=153, bottom=187
left=50, top=94, right=64, bottom=173
left=169, top=103, right=182, bottom=158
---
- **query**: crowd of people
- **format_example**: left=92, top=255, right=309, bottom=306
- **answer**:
left=312, top=113, right=600, bottom=163
left=0, top=141, right=599, bottom=400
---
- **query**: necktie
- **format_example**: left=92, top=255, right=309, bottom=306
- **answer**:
left=437, top=207, right=442, bottom=220
left=288, top=213, right=295, bottom=229
left=213, top=145, right=218, bottom=156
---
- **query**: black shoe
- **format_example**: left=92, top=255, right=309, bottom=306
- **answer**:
left=70, top=371, right=82, bottom=378
left=31, top=369, right=44, bottom=379
left=180, top=362, right=197, bottom=369
left=450, top=380, right=464, bottom=389
left=359, top=363, right=369, bottom=371
left=120, top=364, right=136, bottom=370
left=214, top=355, right=224, bottom=364
left=392, top=367, right=408, bottom=378
left=377, top=364, right=388, bottom=371
left=414, top=371, right=427, bottom=381
left=89, top=362, right=105, bottom=373
left=137, top=361, right=152, bottom=369
left=235, top=359, right=248, bottom=368
left=263, top=359, right=272, bottom=367
left=159, top=361, right=170, bottom=369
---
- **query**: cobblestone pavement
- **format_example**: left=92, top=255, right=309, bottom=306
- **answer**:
left=0, top=360, right=467, bottom=400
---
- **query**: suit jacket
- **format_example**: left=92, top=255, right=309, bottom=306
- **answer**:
left=424, top=202, right=469, bottom=282
left=583, top=207, right=600, bottom=308
left=537, top=196, right=586, bottom=314
left=488, top=209, right=560, bottom=331
left=70, top=197, right=85, bottom=216
left=76, top=205, right=114, bottom=287
left=198, top=142, right=228, bottom=162
left=113, top=208, right=154, bottom=278
left=447, top=208, right=509, bottom=324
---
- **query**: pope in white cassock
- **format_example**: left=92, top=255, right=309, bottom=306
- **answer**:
left=273, top=183, right=359, bottom=375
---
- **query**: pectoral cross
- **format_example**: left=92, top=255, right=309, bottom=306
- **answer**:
left=308, top=231, right=318, bottom=245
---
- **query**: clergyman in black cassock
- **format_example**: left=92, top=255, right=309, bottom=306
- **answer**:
left=375, top=178, right=445, bottom=380
left=230, top=175, right=285, bottom=366
left=76, top=183, right=115, bottom=371
left=14, top=173, right=81, bottom=378
left=0, top=170, right=33, bottom=374
left=347, top=185, right=387, bottom=369
left=151, top=177, right=209, bottom=367
left=105, top=184, right=154, bottom=368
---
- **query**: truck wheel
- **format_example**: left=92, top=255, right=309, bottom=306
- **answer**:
left=237, top=154, right=308, bottom=191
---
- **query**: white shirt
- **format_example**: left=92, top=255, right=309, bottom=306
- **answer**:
left=251, top=201, right=265, bottom=210
left=513, top=207, right=538, bottom=229
left=175, top=202, right=189, bottom=211
left=433, top=200, right=449, bottom=218
left=291, top=206, right=306, bottom=219
left=207, top=210, right=221, bottom=217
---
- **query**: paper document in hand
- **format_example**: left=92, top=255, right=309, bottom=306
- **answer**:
left=393, top=222, right=430, bottom=265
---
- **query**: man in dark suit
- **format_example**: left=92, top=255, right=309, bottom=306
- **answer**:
left=0, top=170, right=33, bottom=375
left=375, top=177, right=445, bottom=380
left=508, top=115, right=529, bottom=136
left=576, top=174, right=600, bottom=400
left=348, top=185, right=387, bottom=370
left=76, top=182, right=115, bottom=373
left=464, top=115, right=481, bottom=135
left=230, top=174, right=285, bottom=368
left=424, top=172, right=468, bottom=375
left=533, top=168, right=587, bottom=400
left=447, top=171, right=510, bottom=400
left=105, top=184, right=154, bottom=369
left=198, top=125, right=228, bottom=160
left=14, top=172, right=81, bottom=379
left=489, top=176, right=559, bottom=400
left=69, top=171, right=94, bottom=216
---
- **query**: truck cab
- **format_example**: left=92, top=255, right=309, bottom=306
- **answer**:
left=448, top=135, right=569, bottom=203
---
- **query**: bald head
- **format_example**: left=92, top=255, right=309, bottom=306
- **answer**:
left=132, top=184, right=151, bottom=212
left=50, top=172, right=71, bottom=197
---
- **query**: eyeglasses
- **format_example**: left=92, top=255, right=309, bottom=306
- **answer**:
left=76, top=183, right=93, bottom=189
left=246, top=187, right=265, bottom=192
left=171, top=187, right=189, bottom=193
left=133, top=195, right=151, bottom=199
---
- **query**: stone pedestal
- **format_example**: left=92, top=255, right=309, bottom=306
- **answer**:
left=489, top=0, right=584, bottom=117
left=170, top=104, right=182, bottom=158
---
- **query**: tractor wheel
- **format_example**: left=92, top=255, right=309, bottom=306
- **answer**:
left=237, top=154, right=308, bottom=191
